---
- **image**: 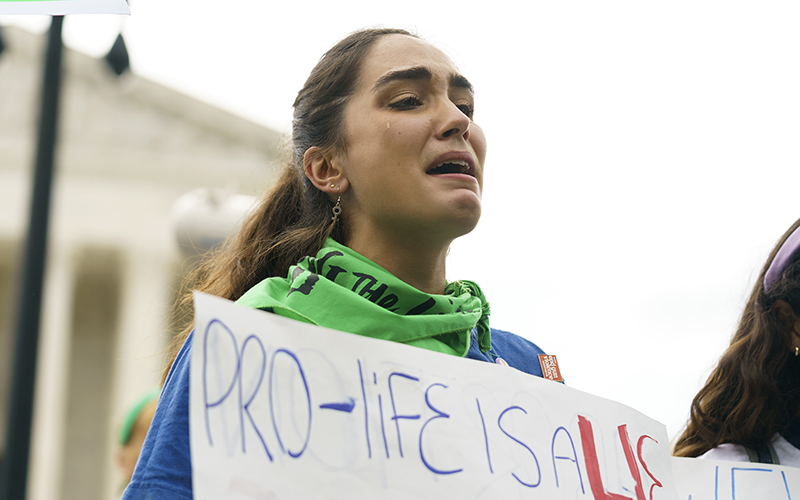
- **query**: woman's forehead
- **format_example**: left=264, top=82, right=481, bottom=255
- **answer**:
left=360, top=34, right=460, bottom=85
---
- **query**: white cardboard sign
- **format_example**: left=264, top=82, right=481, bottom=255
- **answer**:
left=672, top=456, right=800, bottom=500
left=0, top=0, right=129, bottom=15
left=190, top=292, right=678, bottom=499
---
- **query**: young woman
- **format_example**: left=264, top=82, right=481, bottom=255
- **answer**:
left=673, top=218, right=800, bottom=465
left=122, top=28, right=550, bottom=498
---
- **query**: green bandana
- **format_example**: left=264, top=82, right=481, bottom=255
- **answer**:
left=236, top=239, right=491, bottom=356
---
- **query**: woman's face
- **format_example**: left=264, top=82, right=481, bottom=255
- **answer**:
left=334, top=34, right=487, bottom=247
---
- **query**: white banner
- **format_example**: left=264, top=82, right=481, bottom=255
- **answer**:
left=0, top=0, right=129, bottom=15
left=191, top=292, right=678, bottom=499
left=672, top=456, right=800, bottom=500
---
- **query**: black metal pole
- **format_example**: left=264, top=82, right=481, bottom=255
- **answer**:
left=0, top=15, right=64, bottom=500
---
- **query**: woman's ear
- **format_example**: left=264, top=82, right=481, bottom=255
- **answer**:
left=303, top=147, right=348, bottom=195
left=774, top=300, right=800, bottom=351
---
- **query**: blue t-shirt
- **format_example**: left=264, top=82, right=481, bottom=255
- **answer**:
left=122, top=327, right=548, bottom=499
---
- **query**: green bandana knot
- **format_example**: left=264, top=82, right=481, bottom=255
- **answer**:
left=237, top=239, right=493, bottom=357
left=445, top=279, right=492, bottom=353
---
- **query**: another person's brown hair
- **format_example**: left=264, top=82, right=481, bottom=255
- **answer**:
left=165, top=28, right=416, bottom=381
left=674, top=218, right=800, bottom=457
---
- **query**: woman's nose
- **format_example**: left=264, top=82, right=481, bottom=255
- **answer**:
left=437, top=101, right=471, bottom=141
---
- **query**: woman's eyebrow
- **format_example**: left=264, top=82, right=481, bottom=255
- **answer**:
left=371, top=66, right=474, bottom=94
left=372, top=66, right=432, bottom=91
left=450, top=74, right=474, bottom=94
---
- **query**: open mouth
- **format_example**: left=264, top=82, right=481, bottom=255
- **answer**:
left=427, top=160, right=472, bottom=176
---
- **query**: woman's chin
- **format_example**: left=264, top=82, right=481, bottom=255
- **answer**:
left=436, top=206, right=482, bottom=241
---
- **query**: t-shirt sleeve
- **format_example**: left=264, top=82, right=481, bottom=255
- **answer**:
left=121, top=333, right=194, bottom=500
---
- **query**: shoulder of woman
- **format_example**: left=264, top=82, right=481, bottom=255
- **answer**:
left=123, top=333, right=193, bottom=498
left=771, top=434, right=800, bottom=467
left=489, top=328, right=546, bottom=357
left=698, top=443, right=750, bottom=462
left=488, top=328, right=551, bottom=379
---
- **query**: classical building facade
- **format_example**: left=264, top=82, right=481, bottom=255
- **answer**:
left=0, top=26, right=282, bottom=500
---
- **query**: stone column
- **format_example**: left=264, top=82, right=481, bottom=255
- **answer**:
left=104, top=246, right=174, bottom=499
left=27, top=245, right=76, bottom=500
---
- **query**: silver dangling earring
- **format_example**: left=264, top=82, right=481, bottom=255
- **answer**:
left=330, top=184, right=342, bottom=224
left=795, top=346, right=799, bottom=357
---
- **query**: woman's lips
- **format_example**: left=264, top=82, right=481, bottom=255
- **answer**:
left=426, top=152, right=476, bottom=176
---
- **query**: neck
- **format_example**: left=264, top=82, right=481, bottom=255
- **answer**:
left=345, top=233, right=451, bottom=294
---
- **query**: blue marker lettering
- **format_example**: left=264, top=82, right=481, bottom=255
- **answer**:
left=731, top=467, right=772, bottom=500
left=388, top=372, right=421, bottom=458
left=782, top=470, right=793, bottom=500
left=551, top=426, right=585, bottom=493
left=268, top=348, right=311, bottom=458
left=202, top=319, right=240, bottom=447
left=240, top=335, right=272, bottom=461
left=476, top=398, right=493, bottom=474
left=498, top=406, right=540, bottom=487
left=419, top=383, right=462, bottom=475
left=358, top=360, right=371, bottom=459
left=318, top=398, right=356, bottom=412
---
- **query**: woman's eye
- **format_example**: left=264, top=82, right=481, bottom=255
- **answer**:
left=456, top=103, right=474, bottom=119
left=389, top=96, right=423, bottom=110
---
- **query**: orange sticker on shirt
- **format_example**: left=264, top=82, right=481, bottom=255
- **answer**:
left=538, top=354, right=563, bottom=382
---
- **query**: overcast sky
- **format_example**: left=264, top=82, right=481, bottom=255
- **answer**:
left=4, top=1, right=800, bottom=439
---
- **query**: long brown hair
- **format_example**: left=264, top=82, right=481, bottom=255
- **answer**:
left=164, top=28, right=416, bottom=381
left=673, top=218, right=800, bottom=457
